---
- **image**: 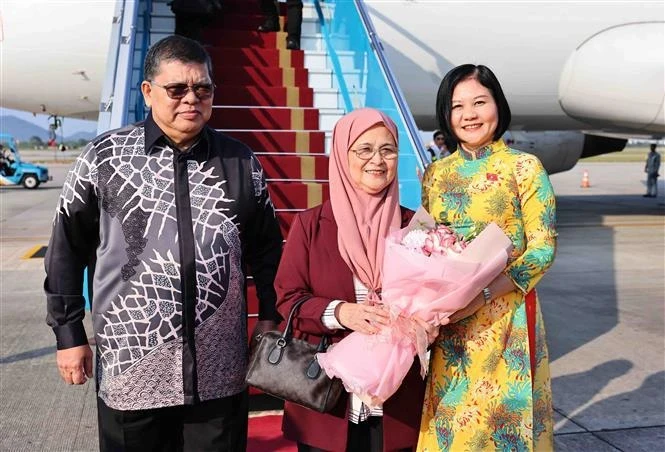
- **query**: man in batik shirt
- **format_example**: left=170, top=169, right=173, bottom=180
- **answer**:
left=44, top=35, right=283, bottom=450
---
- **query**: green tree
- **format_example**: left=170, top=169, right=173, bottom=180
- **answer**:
left=29, top=136, right=44, bottom=147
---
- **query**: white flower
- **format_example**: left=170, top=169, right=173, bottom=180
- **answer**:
left=401, top=229, right=429, bottom=253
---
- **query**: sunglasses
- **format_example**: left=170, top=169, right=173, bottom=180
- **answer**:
left=150, top=81, right=215, bottom=100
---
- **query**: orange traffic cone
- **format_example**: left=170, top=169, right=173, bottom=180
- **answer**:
left=581, top=170, right=591, bottom=188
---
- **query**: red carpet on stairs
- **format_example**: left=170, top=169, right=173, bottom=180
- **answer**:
left=202, top=1, right=331, bottom=447
left=205, top=0, right=330, bottom=258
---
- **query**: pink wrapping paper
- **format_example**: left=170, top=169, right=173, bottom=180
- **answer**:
left=317, top=208, right=513, bottom=408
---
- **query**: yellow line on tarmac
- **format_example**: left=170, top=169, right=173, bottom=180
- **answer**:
left=22, top=245, right=45, bottom=260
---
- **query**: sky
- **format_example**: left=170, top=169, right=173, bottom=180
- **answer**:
left=0, top=107, right=98, bottom=136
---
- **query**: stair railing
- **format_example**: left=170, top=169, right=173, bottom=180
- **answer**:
left=313, top=0, right=427, bottom=209
left=98, top=0, right=156, bottom=132
left=355, top=1, right=429, bottom=167
left=97, top=0, right=141, bottom=133
left=133, top=0, right=153, bottom=121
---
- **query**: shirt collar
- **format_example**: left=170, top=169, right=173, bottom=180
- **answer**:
left=144, top=111, right=209, bottom=157
left=458, top=139, right=509, bottom=161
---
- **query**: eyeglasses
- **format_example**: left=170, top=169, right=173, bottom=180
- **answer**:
left=349, top=146, right=399, bottom=160
left=150, top=81, right=215, bottom=100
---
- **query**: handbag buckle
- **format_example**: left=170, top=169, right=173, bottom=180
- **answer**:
left=268, top=336, right=288, bottom=365
left=306, top=358, right=322, bottom=379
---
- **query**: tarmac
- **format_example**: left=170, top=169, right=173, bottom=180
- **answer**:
left=1, top=158, right=664, bottom=451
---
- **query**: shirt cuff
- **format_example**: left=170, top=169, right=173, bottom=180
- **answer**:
left=53, top=321, right=89, bottom=350
left=322, top=300, right=346, bottom=330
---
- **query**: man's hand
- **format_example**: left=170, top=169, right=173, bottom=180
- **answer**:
left=56, top=344, right=93, bottom=385
left=336, top=302, right=390, bottom=335
left=249, top=320, right=278, bottom=354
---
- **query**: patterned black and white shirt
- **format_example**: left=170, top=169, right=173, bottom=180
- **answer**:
left=45, top=113, right=283, bottom=410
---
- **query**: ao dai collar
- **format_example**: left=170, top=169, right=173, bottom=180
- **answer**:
left=458, top=139, right=509, bottom=161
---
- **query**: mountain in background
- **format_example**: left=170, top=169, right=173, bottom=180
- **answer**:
left=66, top=130, right=98, bottom=142
left=0, top=115, right=95, bottom=142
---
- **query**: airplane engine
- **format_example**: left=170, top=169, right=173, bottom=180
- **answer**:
left=504, top=131, right=626, bottom=175
left=558, top=22, right=665, bottom=135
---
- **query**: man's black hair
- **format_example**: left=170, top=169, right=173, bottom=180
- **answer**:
left=144, top=35, right=213, bottom=81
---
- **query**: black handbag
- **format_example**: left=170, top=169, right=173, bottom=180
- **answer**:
left=246, top=296, right=344, bottom=413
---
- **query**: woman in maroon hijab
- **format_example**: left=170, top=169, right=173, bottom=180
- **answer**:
left=274, top=108, right=436, bottom=452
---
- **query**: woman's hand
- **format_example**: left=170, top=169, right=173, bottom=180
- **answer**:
left=335, top=302, right=390, bottom=334
left=412, top=316, right=446, bottom=344
left=449, top=293, right=485, bottom=323
left=448, top=275, right=519, bottom=323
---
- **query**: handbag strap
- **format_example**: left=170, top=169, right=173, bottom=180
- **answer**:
left=281, top=295, right=312, bottom=341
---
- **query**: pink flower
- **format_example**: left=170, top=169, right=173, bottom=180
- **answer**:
left=412, top=223, right=468, bottom=257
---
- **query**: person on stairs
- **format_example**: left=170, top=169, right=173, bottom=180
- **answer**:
left=170, top=0, right=223, bottom=43
left=257, top=0, right=303, bottom=50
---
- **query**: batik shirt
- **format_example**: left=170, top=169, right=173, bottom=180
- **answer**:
left=45, top=113, right=283, bottom=410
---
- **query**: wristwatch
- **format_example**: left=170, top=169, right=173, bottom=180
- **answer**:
left=482, top=287, right=492, bottom=304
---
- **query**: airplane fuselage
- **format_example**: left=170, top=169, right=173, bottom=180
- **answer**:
left=367, top=1, right=664, bottom=134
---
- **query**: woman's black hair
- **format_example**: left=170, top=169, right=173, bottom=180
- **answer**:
left=435, top=64, right=511, bottom=152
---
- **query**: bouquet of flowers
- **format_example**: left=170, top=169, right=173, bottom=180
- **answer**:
left=316, top=207, right=513, bottom=408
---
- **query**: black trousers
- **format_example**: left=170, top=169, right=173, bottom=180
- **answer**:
left=97, top=391, right=248, bottom=452
left=260, top=0, right=303, bottom=40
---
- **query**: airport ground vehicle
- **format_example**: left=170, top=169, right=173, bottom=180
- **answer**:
left=0, top=134, right=51, bottom=189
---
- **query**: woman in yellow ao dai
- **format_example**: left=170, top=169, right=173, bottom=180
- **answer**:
left=417, top=65, right=556, bottom=452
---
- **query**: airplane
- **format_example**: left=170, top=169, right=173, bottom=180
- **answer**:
left=0, top=1, right=115, bottom=121
left=1, top=0, right=663, bottom=174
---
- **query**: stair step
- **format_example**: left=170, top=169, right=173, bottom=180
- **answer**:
left=150, top=15, right=174, bottom=31
left=315, top=108, right=345, bottom=131
left=221, top=0, right=284, bottom=15
left=151, top=1, right=175, bottom=16
left=214, top=66, right=309, bottom=88
left=216, top=85, right=314, bottom=108
left=312, top=88, right=343, bottom=110
left=220, top=129, right=326, bottom=153
left=210, top=106, right=320, bottom=130
left=208, top=47, right=305, bottom=68
left=149, top=5, right=322, bottom=36
left=210, top=13, right=282, bottom=31
left=208, top=13, right=321, bottom=35
left=204, top=30, right=287, bottom=50
left=204, top=30, right=326, bottom=52
left=257, top=154, right=329, bottom=181
left=304, top=50, right=355, bottom=71
left=221, top=0, right=324, bottom=18
left=267, top=182, right=330, bottom=210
